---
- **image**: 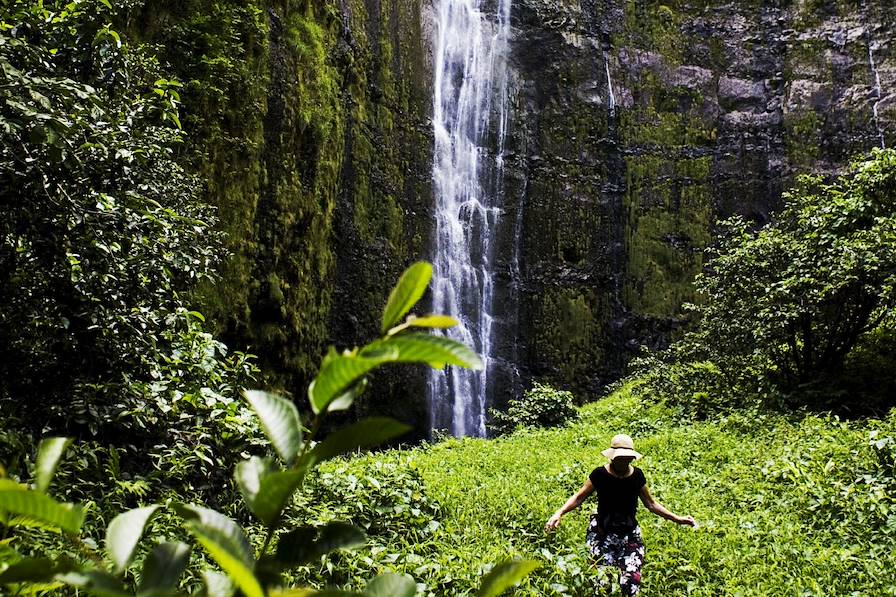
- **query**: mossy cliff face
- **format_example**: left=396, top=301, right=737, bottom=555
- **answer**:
left=131, top=0, right=896, bottom=424
left=134, top=0, right=433, bottom=426
left=502, top=0, right=895, bottom=396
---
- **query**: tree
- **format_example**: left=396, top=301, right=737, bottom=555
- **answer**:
left=0, top=0, right=239, bottom=438
left=691, top=148, right=896, bottom=390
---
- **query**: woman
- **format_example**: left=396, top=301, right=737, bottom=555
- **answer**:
left=545, top=434, right=696, bottom=595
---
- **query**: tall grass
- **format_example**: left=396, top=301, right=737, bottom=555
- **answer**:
left=308, top=384, right=895, bottom=595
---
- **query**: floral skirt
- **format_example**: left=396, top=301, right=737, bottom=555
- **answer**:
left=585, top=515, right=645, bottom=596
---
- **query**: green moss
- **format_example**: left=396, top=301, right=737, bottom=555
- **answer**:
left=534, top=288, right=608, bottom=387
left=784, top=38, right=828, bottom=81
left=784, top=110, right=822, bottom=167
left=129, top=0, right=431, bottom=393
left=623, top=155, right=713, bottom=318
left=621, top=105, right=716, bottom=149
left=619, top=0, right=685, bottom=65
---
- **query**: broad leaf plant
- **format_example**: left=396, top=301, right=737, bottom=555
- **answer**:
left=0, top=263, right=538, bottom=596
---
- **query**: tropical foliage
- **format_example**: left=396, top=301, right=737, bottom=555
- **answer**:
left=635, top=149, right=896, bottom=415
left=0, top=263, right=538, bottom=596
left=0, top=0, right=253, bottom=444
left=2, top=0, right=895, bottom=595
left=489, top=382, right=579, bottom=436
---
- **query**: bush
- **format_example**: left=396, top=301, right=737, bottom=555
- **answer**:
left=489, top=383, right=578, bottom=436
left=300, top=460, right=442, bottom=541
left=634, top=149, right=896, bottom=415
left=692, top=149, right=896, bottom=393
left=626, top=340, right=780, bottom=418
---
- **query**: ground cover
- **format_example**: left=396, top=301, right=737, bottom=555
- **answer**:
left=314, top=384, right=896, bottom=596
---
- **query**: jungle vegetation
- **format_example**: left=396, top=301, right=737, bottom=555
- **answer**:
left=1, top=1, right=895, bottom=595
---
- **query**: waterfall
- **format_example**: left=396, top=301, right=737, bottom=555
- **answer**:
left=428, top=0, right=513, bottom=437
left=604, top=51, right=616, bottom=114
left=867, top=39, right=886, bottom=149
left=862, top=1, right=886, bottom=149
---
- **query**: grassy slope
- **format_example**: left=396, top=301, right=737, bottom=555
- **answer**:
left=336, top=384, right=895, bottom=596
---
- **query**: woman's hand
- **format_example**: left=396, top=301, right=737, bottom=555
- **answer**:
left=545, top=512, right=563, bottom=532
left=676, top=515, right=697, bottom=527
left=546, top=480, right=593, bottom=533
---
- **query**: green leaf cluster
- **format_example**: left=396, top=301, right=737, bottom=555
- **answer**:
left=0, top=0, right=254, bottom=446
left=489, top=382, right=579, bottom=436
left=1, top=263, right=532, bottom=597
left=637, top=149, right=896, bottom=414
left=699, top=149, right=896, bottom=386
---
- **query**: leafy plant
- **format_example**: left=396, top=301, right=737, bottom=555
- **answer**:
left=301, top=461, right=442, bottom=541
left=634, top=149, right=896, bottom=415
left=0, top=0, right=249, bottom=446
left=489, top=382, right=579, bottom=436
left=0, top=262, right=538, bottom=596
left=692, top=149, right=896, bottom=389
left=628, top=349, right=745, bottom=418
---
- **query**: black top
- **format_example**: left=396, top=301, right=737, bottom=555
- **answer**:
left=589, top=466, right=647, bottom=533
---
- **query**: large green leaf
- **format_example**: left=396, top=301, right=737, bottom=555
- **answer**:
left=364, top=573, right=417, bottom=597
left=243, top=390, right=302, bottom=465
left=201, top=569, right=235, bottom=597
left=0, top=557, right=68, bottom=584
left=106, top=505, right=160, bottom=573
left=308, top=351, right=395, bottom=415
left=325, top=378, right=369, bottom=414
left=275, top=522, right=366, bottom=566
left=57, top=570, right=132, bottom=597
left=476, top=560, right=540, bottom=597
left=368, top=333, right=483, bottom=369
left=0, top=480, right=84, bottom=534
left=138, top=542, right=191, bottom=595
left=305, top=418, right=411, bottom=470
left=386, top=314, right=458, bottom=336
left=34, top=437, right=72, bottom=493
left=176, top=504, right=263, bottom=597
left=381, top=262, right=432, bottom=334
left=234, top=457, right=304, bottom=526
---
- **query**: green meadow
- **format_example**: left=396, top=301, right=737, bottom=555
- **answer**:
left=306, top=385, right=895, bottom=596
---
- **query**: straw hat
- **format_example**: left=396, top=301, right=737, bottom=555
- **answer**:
left=601, top=434, right=643, bottom=460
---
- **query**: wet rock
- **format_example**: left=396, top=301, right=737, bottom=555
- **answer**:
left=669, top=66, right=714, bottom=91
left=497, top=0, right=895, bottom=399
left=718, top=76, right=767, bottom=111
left=785, top=79, right=833, bottom=112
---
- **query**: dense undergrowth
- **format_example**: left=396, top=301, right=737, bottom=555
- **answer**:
left=296, top=383, right=896, bottom=596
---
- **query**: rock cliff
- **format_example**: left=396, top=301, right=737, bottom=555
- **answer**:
left=138, top=0, right=895, bottom=430
left=135, top=0, right=434, bottom=430
left=498, top=0, right=895, bottom=399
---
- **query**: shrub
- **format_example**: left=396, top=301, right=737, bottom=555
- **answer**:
left=627, top=343, right=767, bottom=418
left=0, top=262, right=539, bottom=597
left=634, top=149, right=896, bottom=415
left=301, top=461, right=442, bottom=542
left=489, top=383, right=578, bottom=436
left=692, top=149, right=896, bottom=393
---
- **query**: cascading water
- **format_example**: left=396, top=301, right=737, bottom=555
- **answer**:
left=428, top=0, right=512, bottom=437
left=867, top=37, right=886, bottom=149
left=604, top=51, right=616, bottom=115
left=862, top=0, right=886, bottom=149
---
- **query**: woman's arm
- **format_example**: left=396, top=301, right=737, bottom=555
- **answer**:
left=639, top=485, right=696, bottom=526
left=545, top=480, right=595, bottom=531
